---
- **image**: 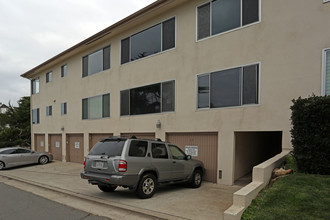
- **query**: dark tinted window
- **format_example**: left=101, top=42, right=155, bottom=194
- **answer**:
left=212, top=0, right=240, bottom=35
left=243, top=0, right=259, bottom=26
left=197, top=0, right=259, bottom=40
left=82, top=98, right=88, bottom=120
left=121, top=18, right=175, bottom=64
left=61, top=64, right=67, bottom=78
left=243, top=64, right=259, bottom=105
left=82, top=56, right=88, bottom=77
left=103, top=46, right=111, bottom=70
left=211, top=68, right=241, bottom=108
left=131, top=24, right=161, bottom=61
left=102, top=94, right=110, bottom=117
left=130, top=83, right=161, bottom=115
left=121, top=81, right=175, bottom=116
left=162, top=17, right=175, bottom=51
left=151, top=143, right=168, bottom=159
left=128, top=140, right=148, bottom=157
left=15, top=149, right=31, bottom=154
left=120, top=90, right=130, bottom=116
left=89, top=140, right=125, bottom=156
left=121, top=38, right=130, bottom=64
left=0, top=149, right=16, bottom=154
left=197, top=3, right=210, bottom=40
left=198, top=74, right=210, bottom=108
left=162, top=81, right=175, bottom=112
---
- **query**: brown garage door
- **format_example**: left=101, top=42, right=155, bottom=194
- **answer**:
left=166, top=132, right=218, bottom=183
left=34, top=134, right=45, bottom=152
left=49, top=134, right=62, bottom=161
left=66, top=134, right=84, bottom=163
left=121, top=133, right=155, bottom=140
left=89, top=133, right=113, bottom=151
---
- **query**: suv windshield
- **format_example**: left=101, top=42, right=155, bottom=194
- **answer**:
left=89, top=139, right=125, bottom=156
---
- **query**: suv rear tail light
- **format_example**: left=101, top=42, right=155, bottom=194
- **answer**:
left=118, top=160, right=127, bottom=172
left=83, top=157, right=86, bottom=168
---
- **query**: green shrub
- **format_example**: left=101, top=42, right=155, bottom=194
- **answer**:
left=290, top=95, right=330, bottom=175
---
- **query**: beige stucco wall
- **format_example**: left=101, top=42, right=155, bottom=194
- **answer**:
left=29, top=0, right=330, bottom=185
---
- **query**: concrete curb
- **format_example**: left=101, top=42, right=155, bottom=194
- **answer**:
left=223, top=150, right=290, bottom=220
left=0, top=173, right=187, bottom=220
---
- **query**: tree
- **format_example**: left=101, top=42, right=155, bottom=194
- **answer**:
left=0, top=97, right=30, bottom=148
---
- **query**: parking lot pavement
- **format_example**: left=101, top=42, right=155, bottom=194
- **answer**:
left=0, top=161, right=242, bottom=220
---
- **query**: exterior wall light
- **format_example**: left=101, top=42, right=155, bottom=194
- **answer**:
left=156, top=120, right=161, bottom=128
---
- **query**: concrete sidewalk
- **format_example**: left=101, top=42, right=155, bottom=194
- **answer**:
left=0, top=161, right=241, bottom=220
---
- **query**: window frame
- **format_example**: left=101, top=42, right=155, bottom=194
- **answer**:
left=46, top=71, right=53, bottom=83
left=32, top=108, right=40, bottom=124
left=31, top=77, right=40, bottom=94
left=61, top=102, right=67, bottom=115
left=120, top=16, right=176, bottom=65
left=82, top=45, right=111, bottom=78
left=46, top=105, right=52, bottom=116
left=120, top=80, right=176, bottom=116
left=322, top=48, right=330, bottom=96
left=196, top=0, right=261, bottom=41
left=82, top=93, right=110, bottom=120
left=196, top=62, right=260, bottom=110
left=61, top=64, right=67, bottom=78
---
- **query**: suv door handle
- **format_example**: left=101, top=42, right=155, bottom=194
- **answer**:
left=172, top=161, right=176, bottom=164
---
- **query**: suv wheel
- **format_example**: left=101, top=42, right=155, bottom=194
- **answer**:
left=136, top=173, right=157, bottom=199
left=98, top=185, right=117, bottom=192
left=189, top=169, right=202, bottom=188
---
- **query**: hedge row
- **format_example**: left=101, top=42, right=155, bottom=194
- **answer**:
left=290, top=95, right=330, bottom=175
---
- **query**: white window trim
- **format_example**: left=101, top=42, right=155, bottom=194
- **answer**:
left=195, top=62, right=261, bottom=110
left=322, top=48, right=330, bottom=96
left=196, top=0, right=262, bottom=42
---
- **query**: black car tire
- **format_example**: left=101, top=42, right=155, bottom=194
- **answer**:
left=0, top=161, right=5, bottom=170
left=98, top=185, right=117, bottom=192
left=189, top=169, right=203, bottom=188
left=135, top=173, right=157, bottom=199
left=38, top=156, right=49, bottom=165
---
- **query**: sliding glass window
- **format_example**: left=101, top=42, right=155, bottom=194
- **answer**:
left=121, top=17, right=175, bottom=64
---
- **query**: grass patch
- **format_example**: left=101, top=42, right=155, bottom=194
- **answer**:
left=242, top=157, right=330, bottom=220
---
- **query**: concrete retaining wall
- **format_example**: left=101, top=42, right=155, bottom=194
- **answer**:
left=223, top=150, right=290, bottom=220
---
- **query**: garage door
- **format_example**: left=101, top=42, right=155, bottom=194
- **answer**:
left=34, top=134, right=45, bottom=152
left=121, top=133, right=155, bottom=140
left=49, top=134, right=62, bottom=161
left=89, top=133, right=113, bottom=151
left=66, top=134, right=84, bottom=163
left=166, top=132, right=218, bottom=183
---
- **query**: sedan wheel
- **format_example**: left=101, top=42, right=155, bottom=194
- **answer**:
left=0, top=161, right=4, bottom=170
left=39, top=156, right=49, bottom=165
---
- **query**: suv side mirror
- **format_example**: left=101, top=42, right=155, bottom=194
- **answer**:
left=186, top=155, right=192, bottom=160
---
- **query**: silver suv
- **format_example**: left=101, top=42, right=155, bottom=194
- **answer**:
left=81, top=136, right=204, bottom=199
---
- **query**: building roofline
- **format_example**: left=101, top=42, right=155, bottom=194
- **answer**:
left=21, top=0, right=171, bottom=79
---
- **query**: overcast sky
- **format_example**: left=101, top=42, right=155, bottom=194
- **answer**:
left=0, top=0, right=155, bottom=106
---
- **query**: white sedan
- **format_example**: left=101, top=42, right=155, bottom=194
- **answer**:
left=0, top=147, right=53, bottom=170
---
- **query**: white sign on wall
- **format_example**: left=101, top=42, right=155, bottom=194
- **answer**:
left=74, top=142, right=80, bottom=149
left=56, top=141, right=60, bottom=148
left=40, top=141, right=44, bottom=147
left=185, top=146, right=198, bottom=157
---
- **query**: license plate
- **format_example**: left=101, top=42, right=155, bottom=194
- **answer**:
left=95, top=161, right=104, bottom=169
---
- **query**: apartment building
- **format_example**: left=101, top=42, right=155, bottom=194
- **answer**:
left=21, top=0, right=330, bottom=185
